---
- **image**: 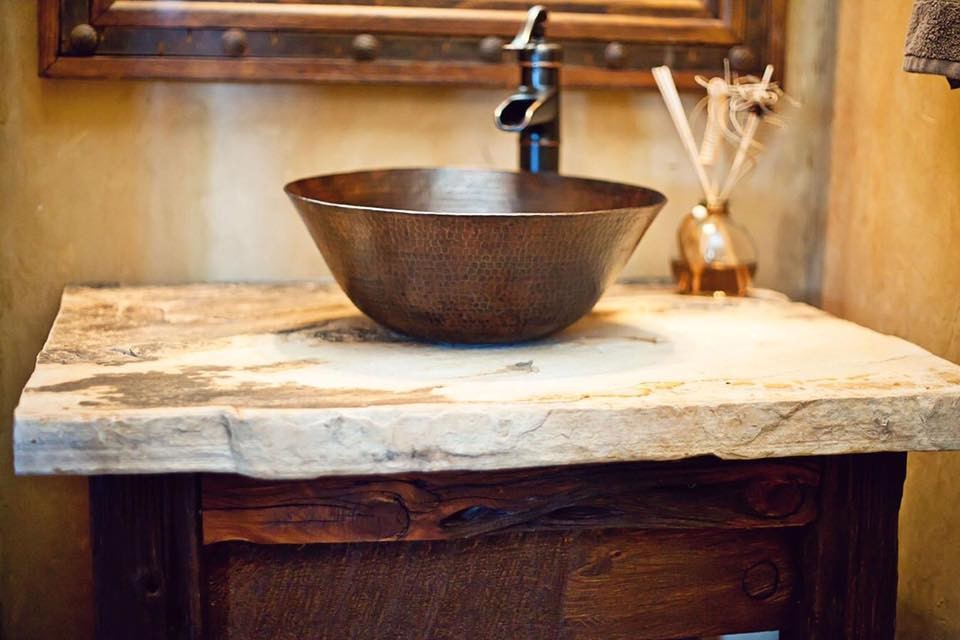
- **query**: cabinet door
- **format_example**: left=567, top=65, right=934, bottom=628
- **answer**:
left=40, top=0, right=786, bottom=87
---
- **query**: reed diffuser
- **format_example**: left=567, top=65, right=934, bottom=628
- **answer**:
left=652, top=64, right=787, bottom=296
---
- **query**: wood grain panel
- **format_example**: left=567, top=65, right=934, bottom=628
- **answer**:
left=204, top=528, right=797, bottom=639
left=202, top=458, right=819, bottom=545
left=44, top=54, right=718, bottom=88
left=783, top=453, right=907, bottom=640
left=36, top=0, right=60, bottom=73
left=90, top=474, right=203, bottom=640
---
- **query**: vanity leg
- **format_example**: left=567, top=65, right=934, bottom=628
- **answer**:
left=785, top=453, right=907, bottom=640
left=89, top=474, right=203, bottom=640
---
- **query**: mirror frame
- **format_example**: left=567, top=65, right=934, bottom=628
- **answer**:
left=39, top=0, right=786, bottom=88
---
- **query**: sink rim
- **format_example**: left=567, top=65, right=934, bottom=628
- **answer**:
left=284, top=167, right=667, bottom=218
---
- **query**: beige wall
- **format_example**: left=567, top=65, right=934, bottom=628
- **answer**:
left=0, top=1, right=836, bottom=638
left=823, top=0, right=960, bottom=638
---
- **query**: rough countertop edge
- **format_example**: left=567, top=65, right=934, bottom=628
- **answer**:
left=15, top=391, right=960, bottom=479
left=13, top=447, right=941, bottom=481
left=13, top=442, right=954, bottom=481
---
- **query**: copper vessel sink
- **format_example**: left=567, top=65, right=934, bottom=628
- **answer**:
left=285, top=168, right=666, bottom=344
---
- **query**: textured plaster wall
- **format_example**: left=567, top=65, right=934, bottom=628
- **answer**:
left=0, top=0, right=835, bottom=637
left=822, top=0, right=960, bottom=638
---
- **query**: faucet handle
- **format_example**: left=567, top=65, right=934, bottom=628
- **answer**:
left=505, top=5, right=548, bottom=51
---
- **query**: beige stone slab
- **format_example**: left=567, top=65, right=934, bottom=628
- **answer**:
left=13, top=282, right=960, bottom=479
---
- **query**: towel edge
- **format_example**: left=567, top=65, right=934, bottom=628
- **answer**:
left=904, top=54, right=960, bottom=81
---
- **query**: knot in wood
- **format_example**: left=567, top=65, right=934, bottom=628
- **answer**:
left=136, top=567, right=163, bottom=597
left=742, top=560, right=779, bottom=600
left=744, top=478, right=804, bottom=519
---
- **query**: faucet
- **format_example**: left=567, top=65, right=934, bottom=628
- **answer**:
left=494, top=5, right=561, bottom=173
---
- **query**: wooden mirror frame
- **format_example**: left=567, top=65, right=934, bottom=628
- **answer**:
left=39, top=0, right=786, bottom=88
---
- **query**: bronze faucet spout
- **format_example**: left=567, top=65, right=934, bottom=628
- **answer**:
left=495, top=6, right=561, bottom=173
left=494, top=90, right=557, bottom=132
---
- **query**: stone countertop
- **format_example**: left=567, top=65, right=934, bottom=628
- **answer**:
left=13, top=282, right=960, bottom=479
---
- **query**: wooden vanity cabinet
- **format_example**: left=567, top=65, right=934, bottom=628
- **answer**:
left=90, top=453, right=904, bottom=639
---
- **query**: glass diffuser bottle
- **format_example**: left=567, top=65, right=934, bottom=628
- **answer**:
left=671, top=201, right=757, bottom=296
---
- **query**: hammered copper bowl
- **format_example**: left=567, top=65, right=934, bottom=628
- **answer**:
left=285, top=168, right=666, bottom=344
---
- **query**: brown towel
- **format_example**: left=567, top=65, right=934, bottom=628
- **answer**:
left=904, top=0, right=960, bottom=88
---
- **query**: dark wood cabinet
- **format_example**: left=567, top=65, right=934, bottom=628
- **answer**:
left=89, top=454, right=905, bottom=639
left=40, top=0, right=786, bottom=87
